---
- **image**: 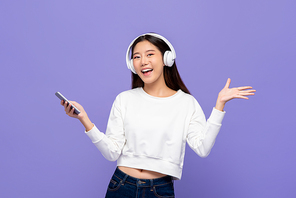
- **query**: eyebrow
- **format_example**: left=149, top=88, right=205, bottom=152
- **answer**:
left=133, top=50, right=156, bottom=56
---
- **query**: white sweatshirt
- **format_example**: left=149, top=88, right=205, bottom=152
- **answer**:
left=85, top=87, right=225, bottom=180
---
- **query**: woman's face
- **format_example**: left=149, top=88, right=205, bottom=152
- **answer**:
left=132, top=40, right=165, bottom=86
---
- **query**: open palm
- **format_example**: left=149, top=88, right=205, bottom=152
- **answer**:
left=218, top=78, right=256, bottom=103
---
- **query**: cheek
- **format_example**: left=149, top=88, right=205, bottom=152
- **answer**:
left=154, top=60, right=165, bottom=71
left=133, top=60, right=140, bottom=69
left=133, top=61, right=143, bottom=75
left=156, top=56, right=165, bottom=67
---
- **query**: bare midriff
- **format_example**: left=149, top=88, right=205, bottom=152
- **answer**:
left=118, top=166, right=167, bottom=179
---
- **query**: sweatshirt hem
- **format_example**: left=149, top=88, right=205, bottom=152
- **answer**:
left=117, top=154, right=182, bottom=180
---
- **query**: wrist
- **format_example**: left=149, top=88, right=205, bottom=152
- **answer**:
left=79, top=115, right=94, bottom=132
left=215, top=100, right=225, bottom=112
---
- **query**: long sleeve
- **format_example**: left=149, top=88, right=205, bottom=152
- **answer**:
left=186, top=102, right=225, bottom=158
left=84, top=88, right=226, bottom=179
left=85, top=95, right=126, bottom=161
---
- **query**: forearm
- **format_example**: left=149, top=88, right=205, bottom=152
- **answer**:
left=187, top=107, right=225, bottom=157
left=85, top=125, right=125, bottom=161
left=79, top=114, right=94, bottom=132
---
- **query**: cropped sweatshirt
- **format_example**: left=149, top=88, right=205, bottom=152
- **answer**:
left=85, top=87, right=225, bottom=180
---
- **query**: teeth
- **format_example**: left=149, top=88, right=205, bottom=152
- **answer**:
left=142, top=69, right=153, bottom=72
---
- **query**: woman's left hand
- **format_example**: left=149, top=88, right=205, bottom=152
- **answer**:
left=215, top=78, right=256, bottom=111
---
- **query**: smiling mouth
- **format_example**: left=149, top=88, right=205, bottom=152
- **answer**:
left=141, top=69, right=153, bottom=74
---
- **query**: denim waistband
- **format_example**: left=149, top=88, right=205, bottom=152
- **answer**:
left=113, top=167, right=173, bottom=187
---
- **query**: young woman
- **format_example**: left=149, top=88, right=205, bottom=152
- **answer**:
left=60, top=33, right=255, bottom=197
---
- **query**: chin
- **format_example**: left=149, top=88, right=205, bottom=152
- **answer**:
left=141, top=79, right=154, bottom=85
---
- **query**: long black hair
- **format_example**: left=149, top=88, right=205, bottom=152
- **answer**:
left=130, top=34, right=190, bottom=94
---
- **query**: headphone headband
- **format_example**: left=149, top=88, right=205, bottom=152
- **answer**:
left=126, top=33, right=176, bottom=74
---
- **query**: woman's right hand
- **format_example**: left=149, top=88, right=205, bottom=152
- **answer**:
left=61, top=100, right=85, bottom=118
left=61, top=100, right=94, bottom=131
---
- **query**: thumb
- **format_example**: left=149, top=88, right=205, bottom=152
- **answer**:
left=224, top=78, right=231, bottom=88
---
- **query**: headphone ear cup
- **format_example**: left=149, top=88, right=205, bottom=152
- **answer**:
left=129, top=59, right=137, bottom=74
left=164, top=51, right=174, bottom=67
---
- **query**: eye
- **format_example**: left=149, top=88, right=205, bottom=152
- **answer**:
left=133, top=55, right=140, bottom=59
left=147, top=53, right=154, bottom=57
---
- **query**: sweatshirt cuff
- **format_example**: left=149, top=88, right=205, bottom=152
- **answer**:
left=85, top=125, right=104, bottom=143
left=208, top=107, right=226, bottom=124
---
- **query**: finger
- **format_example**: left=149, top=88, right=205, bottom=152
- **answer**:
left=66, top=102, right=72, bottom=113
left=224, top=78, right=231, bottom=88
left=239, top=92, right=255, bottom=96
left=60, top=100, right=64, bottom=105
left=63, top=101, right=67, bottom=109
left=64, top=101, right=69, bottom=109
left=240, top=89, right=256, bottom=93
left=69, top=106, right=75, bottom=115
left=235, top=95, right=249, bottom=100
left=237, top=86, right=253, bottom=90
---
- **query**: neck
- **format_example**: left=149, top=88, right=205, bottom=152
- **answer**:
left=143, top=80, right=176, bottom=98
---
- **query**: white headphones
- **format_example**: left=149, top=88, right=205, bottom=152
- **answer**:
left=126, top=33, right=176, bottom=74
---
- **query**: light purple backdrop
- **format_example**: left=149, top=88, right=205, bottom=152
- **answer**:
left=1, top=0, right=295, bottom=197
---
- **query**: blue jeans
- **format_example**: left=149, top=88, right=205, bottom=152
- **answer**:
left=105, top=167, right=175, bottom=198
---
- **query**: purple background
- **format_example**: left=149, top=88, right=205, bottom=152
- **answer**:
left=1, top=0, right=295, bottom=197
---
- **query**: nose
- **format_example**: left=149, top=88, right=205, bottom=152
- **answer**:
left=141, top=56, right=148, bottom=66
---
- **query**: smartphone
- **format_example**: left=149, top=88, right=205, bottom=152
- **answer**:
left=55, top=92, right=81, bottom=114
